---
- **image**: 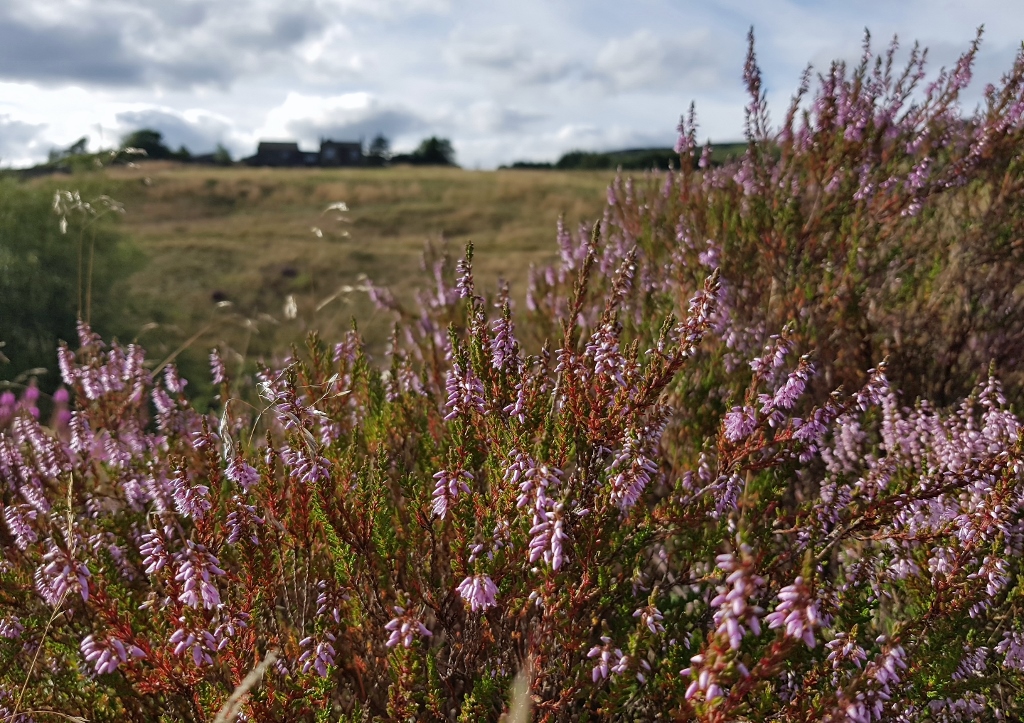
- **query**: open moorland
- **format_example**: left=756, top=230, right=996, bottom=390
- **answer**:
left=4, top=35, right=1024, bottom=721
left=22, top=163, right=615, bottom=389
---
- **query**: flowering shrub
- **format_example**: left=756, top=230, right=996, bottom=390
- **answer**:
left=2, top=32, right=1024, bottom=722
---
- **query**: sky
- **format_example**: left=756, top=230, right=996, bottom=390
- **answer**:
left=0, top=0, right=1021, bottom=169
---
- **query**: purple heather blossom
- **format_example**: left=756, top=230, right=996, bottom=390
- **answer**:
left=825, top=631, right=867, bottom=672
left=174, top=541, right=225, bottom=609
left=431, top=469, right=473, bottom=519
left=996, top=631, right=1024, bottom=671
left=291, top=447, right=331, bottom=486
left=710, top=550, right=765, bottom=650
left=384, top=606, right=432, bottom=648
left=489, top=313, right=520, bottom=372
left=455, top=256, right=474, bottom=299
left=225, top=495, right=264, bottom=545
left=723, top=406, right=757, bottom=442
left=509, top=452, right=568, bottom=570
left=0, top=616, right=23, bottom=640
left=608, top=427, right=662, bottom=511
left=587, top=323, right=627, bottom=388
left=456, top=574, right=498, bottom=612
left=226, top=456, right=259, bottom=492
left=164, top=364, right=187, bottom=395
left=81, top=634, right=146, bottom=675
left=4, top=504, right=37, bottom=550
left=209, top=350, right=227, bottom=385
left=502, top=381, right=527, bottom=423
left=765, top=576, right=819, bottom=649
left=315, top=579, right=349, bottom=624
left=698, top=142, right=713, bottom=169
left=139, top=529, right=171, bottom=576
left=681, top=654, right=725, bottom=703
left=633, top=605, right=665, bottom=635
left=443, top=362, right=486, bottom=421
left=36, top=539, right=90, bottom=605
left=169, top=620, right=218, bottom=667
left=298, top=633, right=337, bottom=677
left=588, top=636, right=629, bottom=682
left=171, top=469, right=211, bottom=520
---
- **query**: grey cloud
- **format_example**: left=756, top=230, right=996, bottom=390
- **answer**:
left=0, top=2, right=331, bottom=89
left=115, top=109, right=234, bottom=154
left=285, top=107, right=427, bottom=145
left=0, top=10, right=143, bottom=86
left=464, top=103, right=544, bottom=134
left=592, top=29, right=728, bottom=93
left=0, top=115, right=46, bottom=164
left=446, top=29, right=577, bottom=85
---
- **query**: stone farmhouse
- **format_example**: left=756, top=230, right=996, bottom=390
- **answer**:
left=246, top=139, right=364, bottom=167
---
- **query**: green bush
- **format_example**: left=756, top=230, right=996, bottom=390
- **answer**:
left=0, top=181, right=142, bottom=389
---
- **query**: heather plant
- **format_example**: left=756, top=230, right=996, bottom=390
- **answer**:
left=1, top=32, right=1024, bottom=723
left=523, top=29, right=1024, bottom=413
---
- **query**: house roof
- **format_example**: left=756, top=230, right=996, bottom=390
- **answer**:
left=257, top=141, right=300, bottom=152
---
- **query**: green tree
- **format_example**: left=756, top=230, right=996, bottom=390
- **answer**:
left=120, top=128, right=173, bottom=160
left=213, top=143, right=233, bottom=165
left=412, top=136, right=455, bottom=165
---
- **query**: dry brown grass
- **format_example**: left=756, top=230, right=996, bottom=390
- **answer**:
left=32, top=162, right=614, bottom=389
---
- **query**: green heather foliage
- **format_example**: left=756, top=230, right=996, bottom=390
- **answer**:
left=1, top=31, right=1024, bottom=723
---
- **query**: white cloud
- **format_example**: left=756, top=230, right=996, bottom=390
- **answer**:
left=593, top=29, right=726, bottom=93
left=0, top=0, right=1019, bottom=168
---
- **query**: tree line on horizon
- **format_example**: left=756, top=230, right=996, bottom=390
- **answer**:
left=30, top=128, right=748, bottom=175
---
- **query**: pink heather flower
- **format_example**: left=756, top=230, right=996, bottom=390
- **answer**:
left=36, top=539, right=90, bottom=605
left=587, top=323, right=627, bottom=388
left=633, top=605, right=665, bottom=635
left=226, top=456, right=260, bottom=492
left=996, top=631, right=1024, bottom=671
left=588, top=636, right=629, bottom=682
left=506, top=451, right=569, bottom=570
left=443, top=362, right=486, bottom=421
left=139, top=528, right=171, bottom=575
left=174, top=541, right=225, bottom=609
left=489, top=314, right=520, bottom=372
left=681, top=654, right=725, bottom=702
left=759, top=359, right=812, bottom=417
left=455, top=256, right=473, bottom=299
left=608, top=427, right=661, bottom=511
left=711, top=550, right=765, bottom=650
left=291, top=448, right=331, bottom=486
left=171, top=469, right=211, bottom=520
left=765, top=576, right=819, bottom=649
left=225, top=495, right=264, bottom=546
left=698, top=142, right=712, bottom=169
left=826, top=631, right=867, bottom=671
left=431, top=469, right=473, bottom=519
left=169, top=620, right=217, bottom=667
left=723, top=406, right=757, bottom=442
left=0, top=616, right=23, bottom=639
left=4, top=504, right=38, bottom=550
left=315, top=580, right=349, bottom=624
left=81, top=634, right=145, bottom=675
left=209, top=350, right=227, bottom=385
left=384, top=606, right=432, bottom=648
left=164, top=364, right=187, bottom=395
left=456, top=574, right=498, bottom=612
left=502, top=381, right=527, bottom=423
left=298, top=633, right=337, bottom=677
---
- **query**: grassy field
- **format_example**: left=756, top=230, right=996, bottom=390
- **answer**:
left=28, top=163, right=616, bottom=381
